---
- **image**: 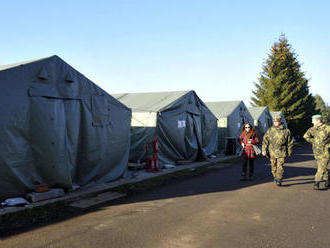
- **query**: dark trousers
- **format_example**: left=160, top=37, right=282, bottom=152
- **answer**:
left=241, top=155, right=255, bottom=176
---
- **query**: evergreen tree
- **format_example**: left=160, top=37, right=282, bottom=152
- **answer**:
left=251, top=35, right=315, bottom=137
left=314, top=94, right=330, bottom=124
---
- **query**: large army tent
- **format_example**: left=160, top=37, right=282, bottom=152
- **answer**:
left=270, top=111, right=288, bottom=128
left=112, top=91, right=218, bottom=165
left=0, top=55, right=131, bottom=200
left=248, top=106, right=273, bottom=139
left=205, top=101, right=254, bottom=154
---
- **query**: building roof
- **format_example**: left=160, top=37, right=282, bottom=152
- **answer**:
left=205, top=101, right=242, bottom=118
left=112, top=91, right=190, bottom=112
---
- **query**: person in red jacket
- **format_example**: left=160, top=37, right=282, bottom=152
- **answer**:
left=238, top=123, right=260, bottom=181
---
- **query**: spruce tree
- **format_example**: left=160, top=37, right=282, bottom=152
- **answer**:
left=251, top=35, right=315, bottom=137
left=314, top=94, right=330, bottom=124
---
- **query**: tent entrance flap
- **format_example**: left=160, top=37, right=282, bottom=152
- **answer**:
left=157, top=111, right=205, bottom=164
left=29, top=95, right=82, bottom=188
left=183, top=113, right=199, bottom=161
left=192, top=114, right=208, bottom=161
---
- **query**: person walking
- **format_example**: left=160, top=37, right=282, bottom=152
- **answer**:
left=238, top=123, right=260, bottom=181
left=303, top=114, right=330, bottom=190
left=262, top=115, right=293, bottom=186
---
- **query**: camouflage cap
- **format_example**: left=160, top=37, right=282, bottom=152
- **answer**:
left=273, top=115, right=282, bottom=122
left=312, top=114, right=322, bottom=119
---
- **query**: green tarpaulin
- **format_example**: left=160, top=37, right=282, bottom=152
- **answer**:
left=206, top=101, right=254, bottom=153
left=113, top=91, right=218, bottom=165
left=248, top=106, right=273, bottom=139
left=0, top=55, right=131, bottom=200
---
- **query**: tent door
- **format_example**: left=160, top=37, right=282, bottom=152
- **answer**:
left=29, top=96, right=81, bottom=188
left=191, top=113, right=206, bottom=161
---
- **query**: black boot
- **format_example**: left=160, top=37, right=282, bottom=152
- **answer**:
left=248, top=174, right=254, bottom=181
left=240, top=173, right=247, bottom=181
left=313, top=181, right=320, bottom=190
left=274, top=178, right=282, bottom=186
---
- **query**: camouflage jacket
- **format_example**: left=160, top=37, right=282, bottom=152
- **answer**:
left=303, top=124, right=330, bottom=159
left=262, top=125, right=293, bottom=158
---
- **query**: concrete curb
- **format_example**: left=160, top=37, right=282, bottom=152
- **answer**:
left=0, top=155, right=239, bottom=218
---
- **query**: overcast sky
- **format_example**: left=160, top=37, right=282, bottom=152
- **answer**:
left=1, top=0, right=329, bottom=106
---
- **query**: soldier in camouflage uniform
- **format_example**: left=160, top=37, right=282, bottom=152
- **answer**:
left=303, top=114, right=330, bottom=190
left=262, top=115, right=293, bottom=186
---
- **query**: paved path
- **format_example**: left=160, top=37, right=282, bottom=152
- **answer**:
left=1, top=144, right=329, bottom=248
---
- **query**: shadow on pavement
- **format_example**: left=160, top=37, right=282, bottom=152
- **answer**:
left=284, top=143, right=315, bottom=164
left=281, top=180, right=315, bottom=187
left=1, top=144, right=323, bottom=238
left=106, top=158, right=317, bottom=206
left=283, top=177, right=314, bottom=182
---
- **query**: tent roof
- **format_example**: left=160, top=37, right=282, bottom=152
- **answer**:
left=248, top=106, right=268, bottom=120
left=112, top=91, right=190, bottom=112
left=0, top=55, right=130, bottom=110
left=0, top=55, right=56, bottom=72
left=205, top=101, right=242, bottom=118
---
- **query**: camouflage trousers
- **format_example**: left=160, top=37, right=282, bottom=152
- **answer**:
left=270, top=157, right=285, bottom=180
left=315, top=158, right=330, bottom=182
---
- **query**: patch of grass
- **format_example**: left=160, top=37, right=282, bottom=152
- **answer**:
left=0, top=201, right=70, bottom=235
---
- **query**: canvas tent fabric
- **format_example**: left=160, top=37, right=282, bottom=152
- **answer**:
left=270, top=111, right=288, bottom=128
left=205, top=101, right=254, bottom=153
left=113, top=91, right=218, bottom=165
left=248, top=106, right=273, bottom=139
left=0, top=55, right=131, bottom=200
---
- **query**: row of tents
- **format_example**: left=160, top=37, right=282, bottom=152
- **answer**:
left=0, top=56, right=287, bottom=199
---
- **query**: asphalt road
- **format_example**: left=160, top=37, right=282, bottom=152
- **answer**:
left=1, top=144, right=329, bottom=248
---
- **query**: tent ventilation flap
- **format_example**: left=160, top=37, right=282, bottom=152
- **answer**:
left=65, top=71, right=75, bottom=83
left=38, top=67, right=49, bottom=80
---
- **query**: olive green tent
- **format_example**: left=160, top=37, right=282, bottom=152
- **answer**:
left=248, top=106, right=273, bottom=139
left=205, top=101, right=254, bottom=154
left=113, top=91, right=218, bottom=165
left=0, top=55, right=131, bottom=200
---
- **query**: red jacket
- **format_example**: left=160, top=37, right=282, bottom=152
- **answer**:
left=238, top=133, right=259, bottom=158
